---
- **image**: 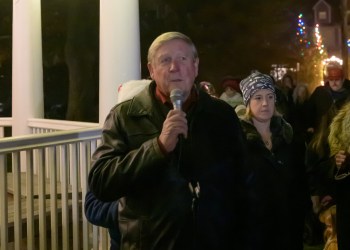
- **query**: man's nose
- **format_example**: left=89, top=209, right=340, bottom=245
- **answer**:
left=169, top=60, right=180, bottom=71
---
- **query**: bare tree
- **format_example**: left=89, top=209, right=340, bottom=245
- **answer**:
left=65, top=0, right=99, bottom=122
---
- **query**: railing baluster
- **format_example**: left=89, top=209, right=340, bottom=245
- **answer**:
left=0, top=154, right=9, bottom=248
left=26, top=150, right=35, bottom=250
left=70, top=143, right=80, bottom=250
left=92, top=225, right=99, bottom=250
left=60, top=144, right=70, bottom=250
left=81, top=141, right=89, bottom=250
left=12, top=152, right=22, bottom=250
left=37, top=148, right=47, bottom=250
left=48, top=146, right=58, bottom=250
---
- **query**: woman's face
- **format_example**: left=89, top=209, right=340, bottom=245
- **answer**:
left=283, top=77, right=293, bottom=89
left=224, top=86, right=237, bottom=97
left=297, top=87, right=307, bottom=100
left=249, top=89, right=275, bottom=122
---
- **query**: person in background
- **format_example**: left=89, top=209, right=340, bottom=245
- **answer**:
left=280, top=74, right=296, bottom=100
left=290, top=82, right=315, bottom=245
left=328, top=100, right=350, bottom=250
left=198, top=81, right=218, bottom=97
left=219, top=76, right=243, bottom=108
left=293, top=83, right=310, bottom=104
left=304, top=63, right=350, bottom=245
left=306, top=62, right=350, bottom=134
left=274, top=74, right=295, bottom=122
left=319, top=205, right=337, bottom=250
left=88, top=31, right=246, bottom=250
left=84, top=191, right=120, bottom=250
left=290, top=83, right=310, bottom=137
left=235, top=104, right=246, bottom=118
left=238, top=71, right=306, bottom=250
left=305, top=106, right=338, bottom=246
left=117, top=79, right=151, bottom=103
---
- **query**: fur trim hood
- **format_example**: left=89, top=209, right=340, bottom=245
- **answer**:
left=328, top=101, right=350, bottom=156
left=241, top=115, right=293, bottom=146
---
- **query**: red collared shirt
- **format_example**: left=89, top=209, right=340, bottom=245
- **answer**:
left=155, top=86, right=198, bottom=112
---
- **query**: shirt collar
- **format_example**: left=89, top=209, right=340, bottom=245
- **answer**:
left=155, top=85, right=198, bottom=112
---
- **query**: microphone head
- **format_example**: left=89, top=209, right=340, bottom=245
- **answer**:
left=170, top=89, right=184, bottom=110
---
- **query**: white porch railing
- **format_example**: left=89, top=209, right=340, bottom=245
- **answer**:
left=0, top=118, right=112, bottom=250
left=0, top=117, right=100, bottom=138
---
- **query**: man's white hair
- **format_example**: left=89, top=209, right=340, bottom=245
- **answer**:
left=117, top=79, right=152, bottom=104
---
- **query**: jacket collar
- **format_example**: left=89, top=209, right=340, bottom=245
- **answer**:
left=241, top=116, right=293, bottom=145
left=126, top=81, right=158, bottom=117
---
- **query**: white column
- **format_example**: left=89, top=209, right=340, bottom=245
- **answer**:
left=12, top=0, right=44, bottom=136
left=99, top=0, right=141, bottom=124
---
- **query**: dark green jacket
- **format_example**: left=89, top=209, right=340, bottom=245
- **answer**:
left=88, top=81, right=246, bottom=250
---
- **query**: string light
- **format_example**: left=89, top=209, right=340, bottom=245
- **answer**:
left=296, top=13, right=328, bottom=87
left=297, top=13, right=309, bottom=55
left=323, top=56, right=343, bottom=66
left=315, top=24, right=325, bottom=54
left=297, top=14, right=326, bottom=56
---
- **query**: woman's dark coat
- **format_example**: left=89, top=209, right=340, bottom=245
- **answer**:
left=240, top=116, right=307, bottom=250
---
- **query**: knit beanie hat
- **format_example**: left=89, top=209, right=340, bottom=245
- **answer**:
left=221, top=76, right=241, bottom=93
left=239, top=71, right=275, bottom=105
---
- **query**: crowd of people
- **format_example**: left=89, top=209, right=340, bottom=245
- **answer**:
left=85, top=31, right=350, bottom=250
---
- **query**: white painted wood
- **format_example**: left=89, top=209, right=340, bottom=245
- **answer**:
left=12, top=0, right=44, bottom=136
left=99, top=0, right=141, bottom=124
left=12, top=153, right=22, bottom=250
left=0, top=154, right=9, bottom=247
left=0, top=126, right=107, bottom=249
left=48, top=146, right=58, bottom=250
left=26, top=151, right=35, bottom=250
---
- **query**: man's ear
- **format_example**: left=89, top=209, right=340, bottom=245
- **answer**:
left=194, top=58, right=199, bottom=77
left=147, top=62, right=154, bottom=79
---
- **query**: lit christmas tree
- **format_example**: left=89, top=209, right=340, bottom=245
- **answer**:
left=296, top=13, right=327, bottom=91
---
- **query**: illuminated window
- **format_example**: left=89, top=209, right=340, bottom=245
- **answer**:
left=318, top=11, right=327, bottom=20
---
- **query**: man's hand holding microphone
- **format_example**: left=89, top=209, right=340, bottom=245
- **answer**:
left=159, top=89, right=188, bottom=153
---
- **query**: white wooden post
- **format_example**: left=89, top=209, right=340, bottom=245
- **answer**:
left=12, top=0, right=44, bottom=136
left=99, top=0, right=141, bottom=124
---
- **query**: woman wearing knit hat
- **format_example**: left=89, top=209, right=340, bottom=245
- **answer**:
left=239, top=71, right=307, bottom=250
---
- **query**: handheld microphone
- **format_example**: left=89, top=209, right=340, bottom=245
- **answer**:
left=170, top=89, right=184, bottom=110
left=170, top=89, right=185, bottom=143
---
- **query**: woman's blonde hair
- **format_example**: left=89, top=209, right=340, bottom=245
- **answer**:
left=319, top=205, right=337, bottom=242
left=309, top=105, right=337, bottom=157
